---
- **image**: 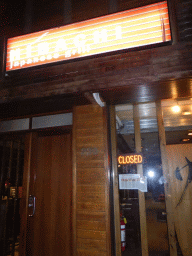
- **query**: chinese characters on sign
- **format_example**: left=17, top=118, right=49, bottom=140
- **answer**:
left=6, top=1, right=171, bottom=71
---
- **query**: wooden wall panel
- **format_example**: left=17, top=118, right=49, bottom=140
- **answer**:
left=166, top=144, right=192, bottom=256
left=73, top=104, right=111, bottom=256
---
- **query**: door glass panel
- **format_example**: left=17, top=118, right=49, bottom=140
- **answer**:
left=116, top=104, right=142, bottom=256
left=116, top=102, right=169, bottom=256
left=0, top=119, right=29, bottom=133
left=32, top=112, right=72, bottom=129
left=139, top=103, right=169, bottom=256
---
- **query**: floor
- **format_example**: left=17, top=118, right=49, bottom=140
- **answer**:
left=122, top=238, right=142, bottom=256
left=121, top=238, right=170, bottom=256
left=7, top=237, right=19, bottom=256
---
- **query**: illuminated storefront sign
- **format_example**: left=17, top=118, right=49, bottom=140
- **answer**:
left=118, top=154, right=143, bottom=165
left=6, top=1, right=171, bottom=71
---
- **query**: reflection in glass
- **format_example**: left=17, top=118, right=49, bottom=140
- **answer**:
left=116, top=103, right=169, bottom=256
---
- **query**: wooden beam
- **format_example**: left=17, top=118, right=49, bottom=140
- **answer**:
left=1, top=42, right=192, bottom=105
left=84, top=92, right=97, bottom=104
left=156, top=101, right=178, bottom=256
left=133, top=104, right=149, bottom=256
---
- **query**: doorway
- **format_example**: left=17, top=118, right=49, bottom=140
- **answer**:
left=114, top=103, right=169, bottom=256
left=25, top=131, right=72, bottom=256
left=113, top=99, right=192, bottom=256
left=0, top=130, right=72, bottom=256
left=0, top=136, right=25, bottom=256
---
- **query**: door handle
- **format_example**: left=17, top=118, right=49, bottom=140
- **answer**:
left=28, top=195, right=36, bottom=217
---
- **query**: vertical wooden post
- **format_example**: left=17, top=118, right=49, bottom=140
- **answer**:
left=73, top=104, right=111, bottom=256
left=72, top=107, right=77, bottom=256
left=19, top=133, right=33, bottom=256
left=133, top=104, right=149, bottom=256
left=156, top=101, right=178, bottom=256
left=109, top=105, right=121, bottom=256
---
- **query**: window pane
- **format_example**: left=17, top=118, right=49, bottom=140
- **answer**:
left=32, top=113, right=72, bottom=129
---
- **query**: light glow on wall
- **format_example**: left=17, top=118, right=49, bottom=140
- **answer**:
left=6, top=1, right=171, bottom=71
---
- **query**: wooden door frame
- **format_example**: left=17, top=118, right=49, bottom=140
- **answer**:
left=156, top=101, right=177, bottom=256
left=19, top=132, right=33, bottom=256
left=108, top=105, right=121, bottom=256
left=133, top=104, right=149, bottom=256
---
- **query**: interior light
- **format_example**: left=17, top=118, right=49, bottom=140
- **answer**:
left=182, top=107, right=192, bottom=115
left=188, top=132, right=192, bottom=136
left=172, top=105, right=181, bottom=113
left=148, top=170, right=155, bottom=178
left=183, top=111, right=191, bottom=115
left=182, top=138, right=190, bottom=142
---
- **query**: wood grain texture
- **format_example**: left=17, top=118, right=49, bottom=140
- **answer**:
left=19, top=133, right=32, bottom=256
left=108, top=105, right=121, bottom=256
left=156, top=101, right=177, bottom=256
left=72, top=107, right=78, bottom=256
left=77, top=168, right=106, bottom=185
left=1, top=41, right=192, bottom=111
left=166, top=144, right=192, bottom=256
left=73, top=104, right=111, bottom=256
left=27, top=133, right=72, bottom=256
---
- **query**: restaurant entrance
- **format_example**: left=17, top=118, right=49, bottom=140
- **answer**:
left=115, top=102, right=169, bottom=256
left=111, top=99, right=192, bottom=256
left=0, top=135, right=25, bottom=256
left=25, top=132, right=72, bottom=256
left=0, top=114, right=73, bottom=256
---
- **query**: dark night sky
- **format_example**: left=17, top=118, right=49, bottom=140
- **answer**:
left=0, top=0, right=26, bottom=37
left=0, top=0, right=64, bottom=37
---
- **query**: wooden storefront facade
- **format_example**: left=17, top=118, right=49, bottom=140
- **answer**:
left=0, top=0, right=192, bottom=255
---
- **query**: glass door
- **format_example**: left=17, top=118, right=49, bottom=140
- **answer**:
left=115, top=103, right=169, bottom=256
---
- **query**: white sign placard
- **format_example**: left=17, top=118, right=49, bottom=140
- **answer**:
left=119, top=174, right=147, bottom=192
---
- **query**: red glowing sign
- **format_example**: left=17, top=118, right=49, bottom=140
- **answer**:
left=118, top=154, right=143, bottom=165
left=6, top=1, right=171, bottom=71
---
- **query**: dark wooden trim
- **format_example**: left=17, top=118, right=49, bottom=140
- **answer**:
left=1, top=42, right=192, bottom=111
left=72, top=106, right=77, bottom=256
left=168, top=0, right=179, bottom=44
left=108, top=105, right=121, bottom=256
left=156, top=101, right=177, bottom=256
left=19, top=133, right=33, bottom=256
left=103, top=106, right=112, bottom=256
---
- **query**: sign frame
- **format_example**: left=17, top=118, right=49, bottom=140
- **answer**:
left=5, top=1, right=172, bottom=73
